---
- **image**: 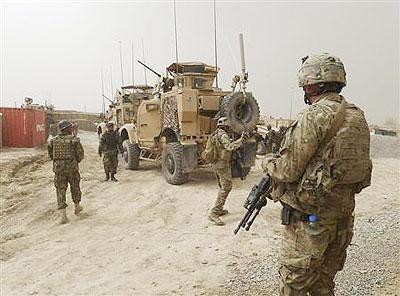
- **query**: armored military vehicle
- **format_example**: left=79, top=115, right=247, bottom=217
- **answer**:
left=98, top=84, right=153, bottom=135
left=119, top=61, right=260, bottom=184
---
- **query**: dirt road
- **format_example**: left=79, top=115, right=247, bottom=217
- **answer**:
left=1, top=132, right=399, bottom=295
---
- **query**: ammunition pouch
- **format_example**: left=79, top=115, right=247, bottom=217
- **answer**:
left=53, top=137, right=74, bottom=160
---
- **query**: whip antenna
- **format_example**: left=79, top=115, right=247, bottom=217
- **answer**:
left=131, top=42, right=135, bottom=87
left=110, top=65, right=114, bottom=100
left=173, top=0, right=179, bottom=64
left=213, top=0, right=219, bottom=88
left=141, top=38, right=148, bottom=85
left=119, top=41, right=124, bottom=86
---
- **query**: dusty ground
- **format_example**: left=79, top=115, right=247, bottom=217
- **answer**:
left=1, top=132, right=399, bottom=295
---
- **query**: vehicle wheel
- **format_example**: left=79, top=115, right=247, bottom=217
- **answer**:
left=122, top=139, right=140, bottom=170
left=220, top=92, right=260, bottom=134
left=162, top=142, right=187, bottom=185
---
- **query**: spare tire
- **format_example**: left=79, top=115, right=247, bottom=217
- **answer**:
left=220, top=92, right=260, bottom=134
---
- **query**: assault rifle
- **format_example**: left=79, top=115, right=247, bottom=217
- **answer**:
left=234, top=176, right=271, bottom=235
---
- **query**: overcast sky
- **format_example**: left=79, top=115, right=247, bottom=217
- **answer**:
left=1, top=0, right=399, bottom=124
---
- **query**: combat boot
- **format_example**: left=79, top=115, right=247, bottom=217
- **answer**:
left=104, top=173, right=110, bottom=181
left=58, top=208, right=68, bottom=224
left=110, top=174, right=118, bottom=182
left=74, top=203, right=83, bottom=215
left=208, top=214, right=225, bottom=226
left=219, top=209, right=229, bottom=216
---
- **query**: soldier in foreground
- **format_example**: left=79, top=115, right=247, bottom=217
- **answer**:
left=99, top=121, right=123, bottom=182
left=263, top=53, right=372, bottom=295
left=48, top=120, right=84, bottom=224
left=208, top=117, right=246, bottom=226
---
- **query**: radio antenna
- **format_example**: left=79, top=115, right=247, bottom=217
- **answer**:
left=213, top=0, right=219, bottom=88
left=110, top=65, right=114, bottom=100
left=131, top=42, right=135, bottom=87
left=141, top=38, right=148, bottom=85
left=173, top=0, right=179, bottom=64
left=119, top=41, right=124, bottom=86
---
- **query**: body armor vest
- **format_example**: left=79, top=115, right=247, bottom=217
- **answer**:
left=103, top=131, right=118, bottom=150
left=53, top=136, right=74, bottom=160
left=299, top=99, right=372, bottom=196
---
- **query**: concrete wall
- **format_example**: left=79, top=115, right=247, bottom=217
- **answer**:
left=51, top=111, right=100, bottom=132
left=260, top=115, right=294, bottom=129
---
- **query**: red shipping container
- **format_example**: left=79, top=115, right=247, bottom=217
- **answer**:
left=0, top=107, right=46, bottom=148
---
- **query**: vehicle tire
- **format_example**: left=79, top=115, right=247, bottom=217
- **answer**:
left=219, top=92, right=260, bottom=134
left=162, top=142, right=187, bottom=185
left=122, top=139, right=140, bottom=170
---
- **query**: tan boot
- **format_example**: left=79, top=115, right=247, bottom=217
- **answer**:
left=74, top=203, right=83, bottom=215
left=219, top=209, right=229, bottom=216
left=208, top=214, right=225, bottom=226
left=59, top=208, right=68, bottom=224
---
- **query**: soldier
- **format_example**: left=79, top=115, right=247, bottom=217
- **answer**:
left=273, top=125, right=287, bottom=153
left=99, top=121, right=123, bottom=182
left=262, top=53, right=372, bottom=295
left=48, top=120, right=84, bottom=224
left=208, top=117, right=247, bottom=226
left=264, top=124, right=277, bottom=153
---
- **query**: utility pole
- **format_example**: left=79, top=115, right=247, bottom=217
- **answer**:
left=101, top=70, right=105, bottom=114
left=119, top=41, right=124, bottom=86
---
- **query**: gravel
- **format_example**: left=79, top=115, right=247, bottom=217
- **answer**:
left=370, top=135, right=400, bottom=159
left=220, top=209, right=400, bottom=296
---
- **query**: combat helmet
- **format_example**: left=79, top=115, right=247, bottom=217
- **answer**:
left=297, top=53, right=346, bottom=87
left=217, top=117, right=231, bottom=127
left=106, top=121, right=115, bottom=128
left=58, top=120, right=73, bottom=131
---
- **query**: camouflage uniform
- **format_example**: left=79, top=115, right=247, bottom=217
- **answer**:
left=99, top=130, right=123, bottom=175
left=263, top=52, right=372, bottom=296
left=274, top=126, right=286, bottom=153
left=265, top=93, right=372, bottom=295
left=48, top=131, right=84, bottom=210
left=210, top=128, right=243, bottom=217
left=265, top=129, right=278, bottom=153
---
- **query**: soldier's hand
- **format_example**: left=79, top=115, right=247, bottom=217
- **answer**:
left=98, top=152, right=102, bottom=157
